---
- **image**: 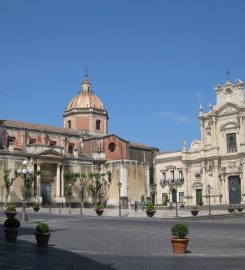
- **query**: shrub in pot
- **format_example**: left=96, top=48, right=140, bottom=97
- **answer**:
left=170, top=223, right=189, bottom=254
left=4, top=203, right=17, bottom=218
left=4, top=217, right=21, bottom=243
left=32, top=202, right=41, bottom=212
left=35, top=222, right=51, bottom=247
left=94, top=203, right=104, bottom=216
left=190, top=205, right=199, bottom=216
left=145, top=202, right=156, bottom=217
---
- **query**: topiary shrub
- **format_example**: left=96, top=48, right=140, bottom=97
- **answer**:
left=171, top=223, right=189, bottom=238
left=4, top=218, right=21, bottom=229
left=146, top=202, right=155, bottom=212
left=95, top=203, right=104, bottom=210
left=36, top=223, right=49, bottom=233
left=5, top=204, right=16, bottom=212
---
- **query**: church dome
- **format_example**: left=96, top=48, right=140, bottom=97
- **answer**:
left=65, top=73, right=105, bottom=111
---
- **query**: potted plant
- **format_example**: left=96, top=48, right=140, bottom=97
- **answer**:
left=228, top=205, right=235, bottom=213
left=4, top=217, right=21, bottom=243
left=4, top=203, right=17, bottom=218
left=190, top=205, right=199, bottom=216
left=170, top=223, right=189, bottom=254
left=95, top=203, right=104, bottom=216
left=236, top=204, right=244, bottom=212
left=35, top=222, right=51, bottom=247
left=32, top=202, right=41, bottom=212
left=145, top=202, right=156, bottom=217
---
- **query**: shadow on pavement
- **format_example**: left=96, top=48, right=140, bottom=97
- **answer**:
left=0, top=224, right=116, bottom=270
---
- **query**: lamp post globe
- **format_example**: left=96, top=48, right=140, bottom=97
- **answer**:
left=17, top=159, right=33, bottom=222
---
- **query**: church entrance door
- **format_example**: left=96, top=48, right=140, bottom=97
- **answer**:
left=196, top=189, right=202, bottom=205
left=41, top=182, right=51, bottom=207
left=228, top=176, right=241, bottom=204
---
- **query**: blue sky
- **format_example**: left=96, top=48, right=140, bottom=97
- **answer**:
left=1, top=0, right=245, bottom=152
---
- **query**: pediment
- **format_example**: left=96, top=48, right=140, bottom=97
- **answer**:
left=220, top=121, right=239, bottom=131
left=216, top=103, right=240, bottom=116
left=38, top=148, right=65, bottom=159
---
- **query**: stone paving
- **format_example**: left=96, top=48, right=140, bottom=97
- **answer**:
left=1, top=207, right=245, bottom=270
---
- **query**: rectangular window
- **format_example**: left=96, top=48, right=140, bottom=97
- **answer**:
left=161, top=172, right=166, bottom=180
left=67, top=120, right=71, bottom=129
left=226, top=133, right=237, bottom=153
left=29, top=138, right=36, bottom=144
left=179, top=192, right=184, bottom=202
left=179, top=171, right=184, bottom=182
left=50, top=140, right=56, bottom=146
left=170, top=170, right=175, bottom=182
left=96, top=120, right=101, bottom=130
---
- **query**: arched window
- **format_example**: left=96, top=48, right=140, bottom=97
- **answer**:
left=109, top=142, right=116, bottom=152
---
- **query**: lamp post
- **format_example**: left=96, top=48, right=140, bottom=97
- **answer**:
left=17, top=159, right=33, bottom=222
left=1, top=185, right=3, bottom=210
left=207, top=184, right=212, bottom=216
left=80, top=182, right=84, bottom=215
left=49, top=181, right=53, bottom=213
left=118, top=181, right=122, bottom=217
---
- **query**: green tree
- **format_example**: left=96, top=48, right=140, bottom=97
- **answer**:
left=64, top=171, right=80, bottom=211
left=3, top=168, right=18, bottom=206
left=20, top=170, right=40, bottom=202
left=87, top=172, right=106, bottom=205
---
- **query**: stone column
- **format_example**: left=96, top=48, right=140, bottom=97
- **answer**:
left=239, top=116, right=244, bottom=149
left=120, top=161, right=127, bottom=197
left=213, top=160, right=219, bottom=195
left=56, top=163, right=61, bottom=197
left=145, top=164, right=150, bottom=198
left=61, top=165, right=64, bottom=197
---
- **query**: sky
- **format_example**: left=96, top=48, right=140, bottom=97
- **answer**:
left=0, top=0, right=245, bottom=152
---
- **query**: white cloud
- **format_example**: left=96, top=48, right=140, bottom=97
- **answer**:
left=155, top=111, right=192, bottom=124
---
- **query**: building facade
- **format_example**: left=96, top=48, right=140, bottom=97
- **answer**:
left=155, top=79, right=245, bottom=206
left=0, top=73, right=158, bottom=207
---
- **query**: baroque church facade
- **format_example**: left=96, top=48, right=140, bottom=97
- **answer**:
left=0, top=73, right=158, bottom=207
left=155, top=79, right=245, bottom=206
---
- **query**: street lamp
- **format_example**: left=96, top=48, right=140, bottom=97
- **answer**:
left=118, top=181, right=122, bottom=217
left=1, top=185, right=3, bottom=210
left=80, top=182, right=84, bottom=215
left=17, top=159, right=33, bottom=222
left=49, top=180, right=53, bottom=213
left=207, top=184, right=212, bottom=216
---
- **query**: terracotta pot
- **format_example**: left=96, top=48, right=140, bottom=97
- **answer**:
left=171, top=237, right=189, bottom=254
left=33, top=207, right=40, bottom=212
left=146, top=210, right=156, bottom=217
left=237, top=207, right=243, bottom=212
left=95, top=209, right=104, bottom=216
left=190, top=210, right=198, bottom=216
left=35, top=232, right=51, bottom=247
left=4, top=228, right=19, bottom=243
left=228, top=208, right=234, bottom=213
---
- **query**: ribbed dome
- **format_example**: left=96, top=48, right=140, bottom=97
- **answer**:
left=65, top=73, right=105, bottom=111
left=66, top=92, right=104, bottom=110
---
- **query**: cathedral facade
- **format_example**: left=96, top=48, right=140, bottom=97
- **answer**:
left=0, top=74, right=158, bottom=207
left=155, top=79, right=245, bottom=206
